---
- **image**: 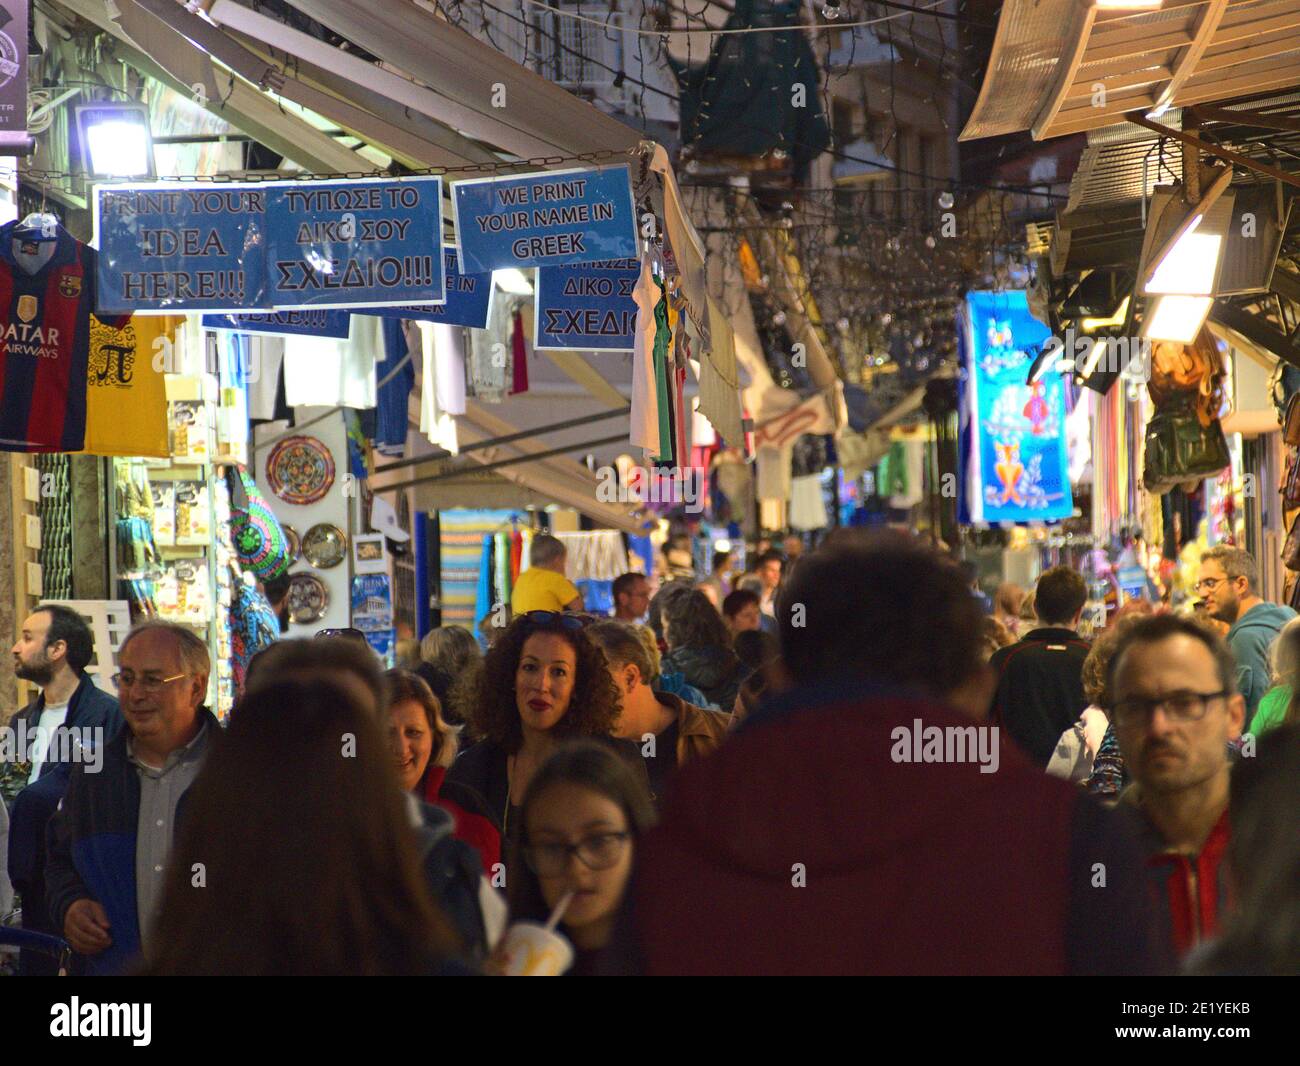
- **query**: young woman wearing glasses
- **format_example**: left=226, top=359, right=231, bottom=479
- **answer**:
left=506, top=741, right=655, bottom=975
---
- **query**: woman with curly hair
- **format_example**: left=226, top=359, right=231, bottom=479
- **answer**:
left=443, top=612, right=643, bottom=853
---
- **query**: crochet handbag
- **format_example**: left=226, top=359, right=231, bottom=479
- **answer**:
left=227, top=466, right=292, bottom=580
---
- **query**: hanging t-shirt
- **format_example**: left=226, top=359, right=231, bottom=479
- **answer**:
left=629, top=258, right=660, bottom=455
left=0, top=221, right=128, bottom=451
left=282, top=313, right=380, bottom=409
left=375, top=318, right=414, bottom=455
left=246, top=335, right=287, bottom=422
left=417, top=321, right=459, bottom=454
left=77, top=314, right=177, bottom=457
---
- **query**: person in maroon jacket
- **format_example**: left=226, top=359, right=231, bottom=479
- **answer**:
left=1104, top=614, right=1245, bottom=959
left=602, top=531, right=1168, bottom=975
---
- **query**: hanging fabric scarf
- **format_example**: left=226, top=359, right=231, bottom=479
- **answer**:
left=510, top=308, right=530, bottom=395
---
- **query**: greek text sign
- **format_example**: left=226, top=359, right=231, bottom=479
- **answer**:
left=534, top=258, right=638, bottom=351
left=94, top=176, right=444, bottom=313
left=202, top=310, right=352, bottom=339
left=361, top=249, right=492, bottom=328
left=264, top=176, right=443, bottom=308
left=452, top=165, right=637, bottom=272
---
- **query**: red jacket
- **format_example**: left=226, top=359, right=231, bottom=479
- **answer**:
left=609, top=680, right=1165, bottom=975
left=1133, top=804, right=1232, bottom=958
left=424, top=766, right=501, bottom=876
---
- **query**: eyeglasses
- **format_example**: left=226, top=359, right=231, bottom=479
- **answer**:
left=524, top=831, right=630, bottom=877
left=1193, top=577, right=1226, bottom=593
left=316, top=628, right=368, bottom=642
left=518, top=610, right=594, bottom=631
left=1111, top=690, right=1230, bottom=727
left=112, top=672, right=187, bottom=693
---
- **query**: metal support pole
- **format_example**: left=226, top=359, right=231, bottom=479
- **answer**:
left=371, top=407, right=630, bottom=475
left=373, top=434, right=631, bottom=494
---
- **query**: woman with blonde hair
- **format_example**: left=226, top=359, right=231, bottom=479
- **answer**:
left=993, top=583, right=1025, bottom=638
left=1251, top=615, right=1300, bottom=736
left=386, top=669, right=500, bottom=876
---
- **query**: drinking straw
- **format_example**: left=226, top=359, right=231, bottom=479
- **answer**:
left=544, top=890, right=576, bottom=933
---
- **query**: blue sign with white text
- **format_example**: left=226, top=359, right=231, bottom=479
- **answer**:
left=264, top=177, right=444, bottom=308
left=361, top=249, right=492, bottom=328
left=452, top=165, right=638, bottom=272
left=534, top=258, right=638, bottom=351
left=962, top=290, right=1072, bottom=525
left=202, top=310, right=352, bottom=339
left=95, top=182, right=269, bottom=313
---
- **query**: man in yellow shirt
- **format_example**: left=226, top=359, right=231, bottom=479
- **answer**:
left=510, top=534, right=584, bottom=614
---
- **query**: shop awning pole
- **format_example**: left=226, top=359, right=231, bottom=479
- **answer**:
left=1125, top=111, right=1300, bottom=190
left=372, top=407, right=630, bottom=475
left=374, top=434, right=631, bottom=493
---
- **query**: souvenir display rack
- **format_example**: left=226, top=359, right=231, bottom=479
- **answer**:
left=110, top=373, right=237, bottom=719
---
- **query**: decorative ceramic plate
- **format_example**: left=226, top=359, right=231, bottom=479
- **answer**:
left=287, top=572, right=330, bottom=624
left=283, top=524, right=301, bottom=564
left=302, top=523, right=347, bottom=568
left=266, top=435, right=335, bottom=505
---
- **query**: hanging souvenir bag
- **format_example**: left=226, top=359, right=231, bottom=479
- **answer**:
left=1284, top=512, right=1300, bottom=572
left=1143, top=330, right=1231, bottom=494
left=1284, top=392, right=1300, bottom=447
left=226, top=465, right=292, bottom=580
left=1283, top=450, right=1300, bottom=508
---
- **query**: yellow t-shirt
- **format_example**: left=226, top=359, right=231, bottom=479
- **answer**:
left=77, top=315, right=178, bottom=457
left=511, top=566, right=582, bottom=614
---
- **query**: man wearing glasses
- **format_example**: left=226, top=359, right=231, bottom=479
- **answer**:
left=1196, top=546, right=1295, bottom=718
left=45, top=621, right=216, bottom=975
left=1106, top=614, right=1245, bottom=960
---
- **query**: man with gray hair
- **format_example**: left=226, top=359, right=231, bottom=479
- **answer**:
left=587, top=620, right=730, bottom=805
left=509, top=533, right=583, bottom=615
left=1196, top=546, right=1296, bottom=717
left=45, top=620, right=216, bottom=975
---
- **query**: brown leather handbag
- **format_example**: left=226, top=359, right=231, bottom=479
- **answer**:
left=1285, top=393, right=1300, bottom=447
left=1285, top=512, right=1300, bottom=572
left=1285, top=450, right=1300, bottom=507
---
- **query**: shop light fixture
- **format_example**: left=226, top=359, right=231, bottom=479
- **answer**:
left=1078, top=338, right=1109, bottom=379
left=494, top=268, right=534, bottom=295
left=75, top=102, right=155, bottom=179
left=1080, top=295, right=1130, bottom=334
left=1139, top=170, right=1234, bottom=297
left=1094, top=0, right=1162, bottom=10
left=1146, top=229, right=1223, bottom=295
left=1142, top=295, right=1213, bottom=344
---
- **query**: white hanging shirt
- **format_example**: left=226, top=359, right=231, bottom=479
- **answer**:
left=282, top=314, right=380, bottom=409
left=417, top=322, right=459, bottom=454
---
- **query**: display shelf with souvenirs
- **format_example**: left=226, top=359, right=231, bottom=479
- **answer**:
left=110, top=372, right=240, bottom=719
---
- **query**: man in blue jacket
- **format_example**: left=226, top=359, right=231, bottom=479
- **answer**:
left=44, top=621, right=215, bottom=975
left=1197, top=546, right=1297, bottom=719
left=7, top=604, right=121, bottom=975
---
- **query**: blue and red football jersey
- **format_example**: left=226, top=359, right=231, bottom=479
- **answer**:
left=0, top=221, right=128, bottom=452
